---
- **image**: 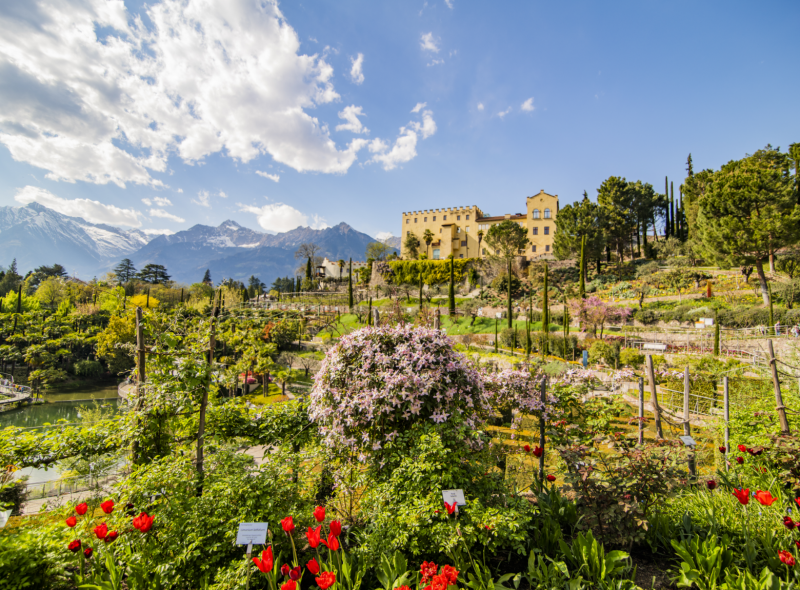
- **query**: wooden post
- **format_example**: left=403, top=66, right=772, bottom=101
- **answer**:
left=684, top=366, right=696, bottom=478
left=538, top=377, right=547, bottom=483
left=196, top=318, right=215, bottom=488
left=767, top=339, right=791, bottom=434
left=723, top=376, right=730, bottom=471
left=638, top=377, right=645, bottom=445
left=645, top=354, right=664, bottom=439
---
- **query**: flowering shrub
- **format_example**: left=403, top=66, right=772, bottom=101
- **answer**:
left=310, top=325, right=490, bottom=461
left=482, top=368, right=558, bottom=429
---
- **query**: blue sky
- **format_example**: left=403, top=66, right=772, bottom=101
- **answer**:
left=0, top=0, right=798, bottom=241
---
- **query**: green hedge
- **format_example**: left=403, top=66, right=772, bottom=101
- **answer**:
left=387, top=259, right=474, bottom=285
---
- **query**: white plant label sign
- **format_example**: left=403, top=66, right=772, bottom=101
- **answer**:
left=236, top=522, right=268, bottom=545
left=442, top=489, right=466, bottom=506
left=679, top=435, right=697, bottom=447
left=0, top=509, right=11, bottom=529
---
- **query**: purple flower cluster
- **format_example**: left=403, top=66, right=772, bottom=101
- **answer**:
left=309, top=325, right=490, bottom=457
left=482, top=369, right=558, bottom=419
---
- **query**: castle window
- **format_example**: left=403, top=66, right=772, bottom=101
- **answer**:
left=433, top=216, right=436, bottom=221
left=466, top=226, right=470, bottom=232
left=466, top=214, right=470, bottom=220
left=533, top=209, right=540, bottom=219
left=546, top=245, right=550, bottom=252
left=532, top=245, right=537, bottom=252
left=461, top=240, right=466, bottom=247
left=443, top=215, right=447, bottom=221
left=544, top=208, right=551, bottom=219
left=482, top=248, right=486, bottom=255
left=406, top=219, right=410, bottom=224
left=457, top=227, right=461, bottom=233
left=433, top=248, right=440, bottom=259
left=459, top=254, right=464, bottom=258
left=414, top=218, right=417, bottom=223
left=424, top=217, right=427, bottom=222
left=532, top=227, right=538, bottom=235
left=457, top=215, right=461, bottom=221
left=544, top=226, right=550, bottom=235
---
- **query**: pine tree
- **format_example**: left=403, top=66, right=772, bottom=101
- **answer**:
left=202, top=269, right=212, bottom=285
left=114, top=258, right=137, bottom=283
left=687, top=153, right=694, bottom=177
left=348, top=258, right=354, bottom=309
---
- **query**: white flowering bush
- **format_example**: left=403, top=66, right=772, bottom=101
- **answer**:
left=309, top=325, right=490, bottom=461
left=482, top=369, right=558, bottom=419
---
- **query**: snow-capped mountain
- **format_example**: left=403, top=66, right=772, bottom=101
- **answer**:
left=0, top=202, right=153, bottom=277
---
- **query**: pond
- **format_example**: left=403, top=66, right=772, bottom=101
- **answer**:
left=0, top=384, right=124, bottom=486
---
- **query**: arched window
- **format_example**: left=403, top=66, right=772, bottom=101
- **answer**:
left=544, top=208, right=551, bottom=219
left=533, top=209, right=540, bottom=219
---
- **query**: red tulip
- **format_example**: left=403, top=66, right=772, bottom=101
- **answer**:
left=783, top=516, right=796, bottom=530
left=289, top=566, right=302, bottom=581
left=313, top=506, right=325, bottom=522
left=441, top=565, right=459, bottom=585
left=532, top=446, right=544, bottom=457
left=546, top=475, right=556, bottom=482
left=329, top=520, right=342, bottom=537
left=718, top=446, right=726, bottom=453
left=755, top=490, right=777, bottom=506
left=732, top=488, right=750, bottom=505
left=281, top=564, right=291, bottom=577
left=316, top=571, right=336, bottom=590
left=738, top=444, right=747, bottom=453
left=322, top=533, right=339, bottom=551
left=706, top=480, right=717, bottom=491
left=75, top=503, right=88, bottom=516
left=66, top=516, right=77, bottom=528
left=779, top=550, right=796, bottom=567
left=523, top=444, right=531, bottom=453
left=795, top=497, right=800, bottom=509
left=104, top=530, right=119, bottom=544
left=253, top=547, right=274, bottom=573
left=796, top=540, right=800, bottom=549
left=307, top=525, right=322, bottom=548
left=133, top=512, right=154, bottom=532
left=736, top=457, right=744, bottom=465
left=83, top=547, right=93, bottom=558
left=396, top=586, right=412, bottom=590
left=307, top=558, right=320, bottom=575
left=444, top=501, right=457, bottom=515
left=747, top=447, right=763, bottom=456
left=281, top=581, right=297, bottom=590
left=93, top=522, right=108, bottom=539
left=100, top=500, right=114, bottom=514
left=68, top=539, right=81, bottom=553
left=281, top=516, right=295, bottom=534
left=420, top=561, right=438, bottom=584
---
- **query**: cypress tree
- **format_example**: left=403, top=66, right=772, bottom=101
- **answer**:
left=348, top=258, right=354, bottom=309
left=418, top=272, right=423, bottom=307
left=306, top=257, right=312, bottom=281
left=713, top=322, right=720, bottom=356
left=448, top=257, right=456, bottom=315
left=367, top=297, right=373, bottom=326
left=665, top=176, right=670, bottom=238
left=579, top=235, right=586, bottom=299
left=506, top=258, right=513, bottom=329
left=180, top=288, right=184, bottom=304
left=670, top=181, right=675, bottom=237
left=541, top=263, right=549, bottom=357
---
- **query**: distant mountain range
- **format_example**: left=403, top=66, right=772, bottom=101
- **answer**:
left=0, top=202, right=396, bottom=286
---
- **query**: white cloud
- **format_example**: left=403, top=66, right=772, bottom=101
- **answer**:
left=375, top=231, right=394, bottom=241
left=256, top=171, right=280, bottom=182
left=176, top=188, right=184, bottom=193
left=149, top=208, right=185, bottom=222
left=142, top=228, right=175, bottom=235
left=411, top=103, right=427, bottom=113
left=0, top=0, right=379, bottom=186
left=142, top=196, right=172, bottom=207
left=218, top=191, right=228, bottom=199
left=193, top=190, right=211, bottom=208
left=521, top=97, right=535, bottom=112
left=420, top=32, right=440, bottom=53
left=445, top=0, right=454, bottom=8
left=349, top=53, right=364, bottom=85
left=238, top=201, right=329, bottom=233
left=477, top=103, right=484, bottom=111
left=336, top=106, right=369, bottom=134
left=369, top=108, right=436, bottom=170
left=497, top=107, right=512, bottom=119
left=14, top=185, right=141, bottom=227
left=427, top=59, right=444, bottom=67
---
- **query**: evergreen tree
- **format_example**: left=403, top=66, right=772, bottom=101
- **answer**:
left=665, top=177, right=671, bottom=238
left=114, top=258, right=137, bottom=283
left=696, top=146, right=800, bottom=304
left=553, top=191, right=605, bottom=273
left=138, top=264, right=171, bottom=285
left=485, top=220, right=529, bottom=328
left=713, top=322, right=720, bottom=356
left=597, top=176, right=637, bottom=265
left=687, top=153, right=694, bottom=177
left=448, top=256, right=456, bottom=315
left=670, top=181, right=676, bottom=237
left=348, top=258, right=354, bottom=308
left=202, top=269, right=212, bottom=285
